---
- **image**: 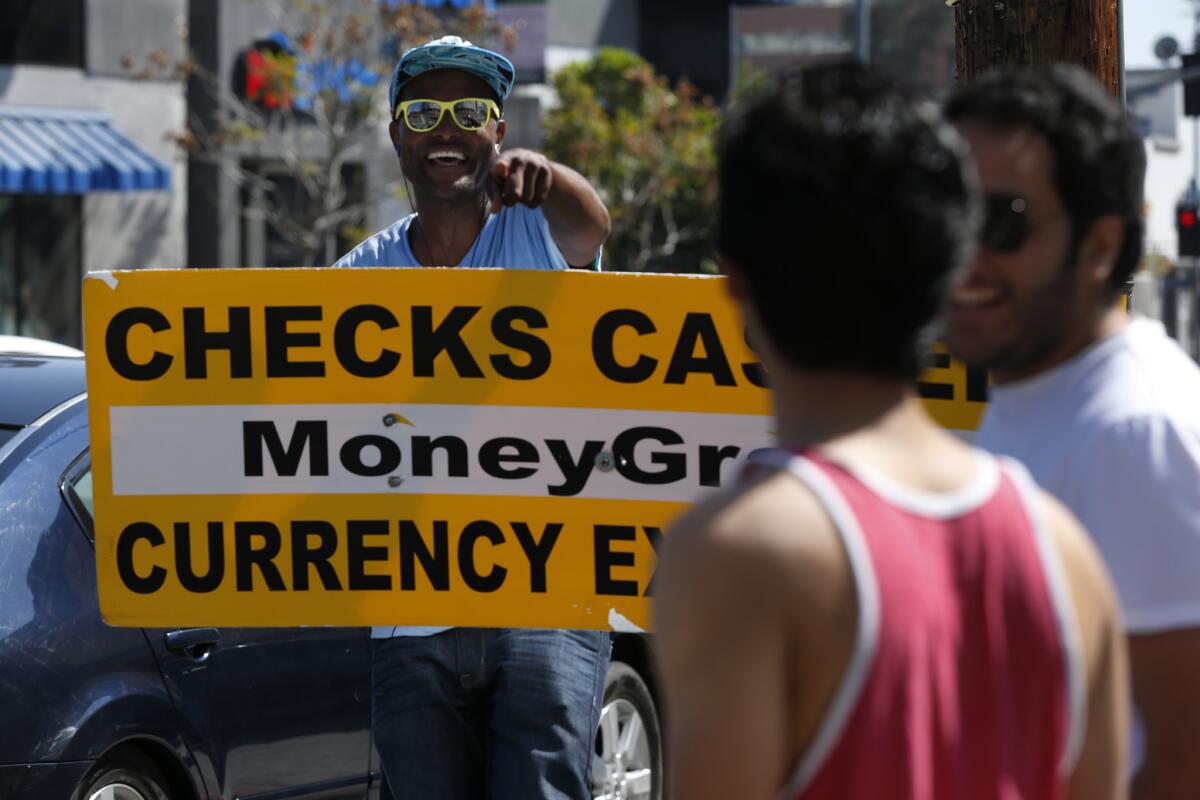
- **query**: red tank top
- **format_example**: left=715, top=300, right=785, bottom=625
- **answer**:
left=758, top=450, right=1084, bottom=800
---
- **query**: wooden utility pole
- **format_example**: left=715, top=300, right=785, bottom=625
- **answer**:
left=954, top=0, right=1123, bottom=98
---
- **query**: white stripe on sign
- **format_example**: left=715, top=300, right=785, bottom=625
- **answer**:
left=109, top=404, right=774, bottom=501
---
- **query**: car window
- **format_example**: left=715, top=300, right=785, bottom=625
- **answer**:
left=72, top=467, right=94, bottom=518
left=61, top=455, right=94, bottom=539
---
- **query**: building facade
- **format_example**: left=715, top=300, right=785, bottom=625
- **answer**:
left=0, top=0, right=184, bottom=347
left=1128, top=64, right=1200, bottom=351
left=1129, top=66, right=1195, bottom=260
left=2, top=0, right=964, bottom=347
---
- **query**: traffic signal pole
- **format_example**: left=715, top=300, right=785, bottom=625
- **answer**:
left=952, top=0, right=1123, bottom=99
left=1173, top=3, right=1200, bottom=352
left=855, top=0, right=871, bottom=65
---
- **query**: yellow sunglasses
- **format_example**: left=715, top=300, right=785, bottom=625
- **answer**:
left=394, top=97, right=501, bottom=132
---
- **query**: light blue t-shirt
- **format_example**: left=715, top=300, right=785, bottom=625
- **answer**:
left=334, top=204, right=570, bottom=270
left=335, top=203, right=567, bottom=638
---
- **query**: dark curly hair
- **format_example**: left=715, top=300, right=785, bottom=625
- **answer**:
left=717, top=63, right=980, bottom=379
left=945, top=65, right=1146, bottom=299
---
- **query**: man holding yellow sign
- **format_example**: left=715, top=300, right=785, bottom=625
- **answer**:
left=335, top=34, right=611, bottom=800
left=81, top=36, right=993, bottom=800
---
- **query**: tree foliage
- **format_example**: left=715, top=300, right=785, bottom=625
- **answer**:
left=543, top=48, right=721, bottom=274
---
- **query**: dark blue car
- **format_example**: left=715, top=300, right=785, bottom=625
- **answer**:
left=0, top=343, right=378, bottom=799
left=0, top=340, right=662, bottom=800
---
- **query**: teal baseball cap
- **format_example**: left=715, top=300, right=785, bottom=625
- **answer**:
left=389, top=35, right=516, bottom=113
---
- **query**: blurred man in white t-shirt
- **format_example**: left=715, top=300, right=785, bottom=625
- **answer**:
left=945, top=65, right=1200, bottom=800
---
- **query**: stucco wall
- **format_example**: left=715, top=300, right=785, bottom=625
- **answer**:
left=0, top=64, right=187, bottom=272
left=548, top=0, right=638, bottom=50
left=87, top=0, right=187, bottom=78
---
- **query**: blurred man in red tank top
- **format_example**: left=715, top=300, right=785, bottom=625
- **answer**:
left=655, top=64, right=1128, bottom=800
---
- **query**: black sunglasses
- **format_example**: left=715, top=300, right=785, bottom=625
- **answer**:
left=981, top=192, right=1031, bottom=253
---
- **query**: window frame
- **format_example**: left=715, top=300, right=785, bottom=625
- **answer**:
left=59, top=448, right=94, bottom=541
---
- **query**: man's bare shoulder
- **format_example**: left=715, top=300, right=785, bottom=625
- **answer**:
left=654, top=467, right=852, bottom=800
left=656, top=467, right=847, bottom=629
left=673, top=466, right=840, bottom=556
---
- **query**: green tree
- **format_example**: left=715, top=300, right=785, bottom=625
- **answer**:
left=543, top=48, right=721, bottom=274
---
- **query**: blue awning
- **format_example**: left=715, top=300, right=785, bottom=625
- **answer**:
left=0, top=104, right=171, bottom=194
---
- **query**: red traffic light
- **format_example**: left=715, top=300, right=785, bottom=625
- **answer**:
left=1181, top=209, right=1199, bottom=228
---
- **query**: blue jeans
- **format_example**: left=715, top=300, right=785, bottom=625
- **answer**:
left=372, top=628, right=611, bottom=800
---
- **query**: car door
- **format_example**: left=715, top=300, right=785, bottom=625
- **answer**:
left=148, top=624, right=373, bottom=799
left=71, top=459, right=373, bottom=800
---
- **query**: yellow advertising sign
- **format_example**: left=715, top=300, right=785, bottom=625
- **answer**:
left=83, top=267, right=985, bottom=630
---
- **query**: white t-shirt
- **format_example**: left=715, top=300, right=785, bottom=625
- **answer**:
left=976, top=318, right=1200, bottom=634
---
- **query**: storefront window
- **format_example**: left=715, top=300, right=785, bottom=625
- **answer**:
left=0, top=195, right=83, bottom=347
left=240, top=161, right=365, bottom=268
left=0, top=0, right=85, bottom=68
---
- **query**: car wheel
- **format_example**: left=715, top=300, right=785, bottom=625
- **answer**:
left=79, top=751, right=172, bottom=800
left=592, top=661, right=662, bottom=800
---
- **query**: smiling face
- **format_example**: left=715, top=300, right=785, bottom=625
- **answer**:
left=944, top=121, right=1100, bottom=383
left=390, top=69, right=505, bottom=202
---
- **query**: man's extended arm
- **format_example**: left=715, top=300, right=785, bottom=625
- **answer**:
left=1127, top=422, right=1200, bottom=800
left=1130, top=631, right=1200, bottom=800
left=490, top=148, right=610, bottom=266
